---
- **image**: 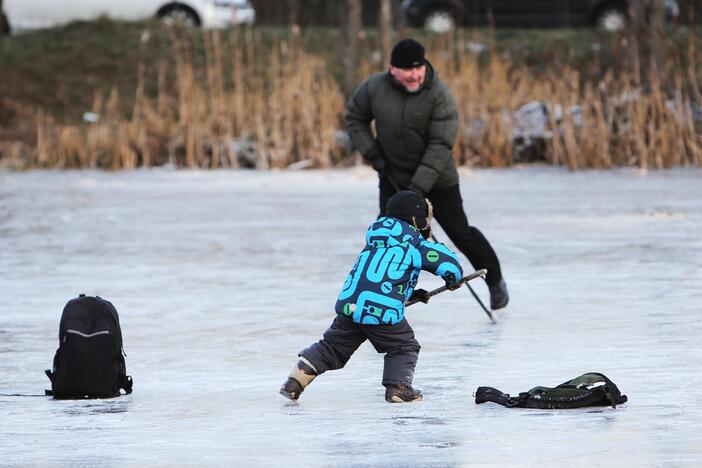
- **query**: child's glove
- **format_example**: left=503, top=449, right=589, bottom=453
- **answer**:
left=443, top=272, right=461, bottom=290
left=409, top=289, right=430, bottom=303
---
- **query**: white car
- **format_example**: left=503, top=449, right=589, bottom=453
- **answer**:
left=2, top=0, right=255, bottom=32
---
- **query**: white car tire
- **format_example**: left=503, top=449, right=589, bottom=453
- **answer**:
left=158, top=6, right=200, bottom=28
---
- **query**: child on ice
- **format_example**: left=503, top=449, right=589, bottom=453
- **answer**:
left=280, top=191, right=463, bottom=403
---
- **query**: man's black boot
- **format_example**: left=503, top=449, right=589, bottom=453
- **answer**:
left=279, top=358, right=317, bottom=401
left=489, top=278, right=509, bottom=310
left=385, top=384, right=423, bottom=403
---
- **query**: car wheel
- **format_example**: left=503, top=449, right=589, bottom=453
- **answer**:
left=596, top=5, right=627, bottom=31
left=158, top=6, right=200, bottom=28
left=423, top=10, right=456, bottom=33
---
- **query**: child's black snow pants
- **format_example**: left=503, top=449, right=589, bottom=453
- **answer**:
left=300, top=315, right=420, bottom=387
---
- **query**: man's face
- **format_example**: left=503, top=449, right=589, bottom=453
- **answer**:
left=390, top=64, right=426, bottom=92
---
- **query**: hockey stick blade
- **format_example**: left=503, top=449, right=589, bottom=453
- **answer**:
left=465, top=282, right=497, bottom=324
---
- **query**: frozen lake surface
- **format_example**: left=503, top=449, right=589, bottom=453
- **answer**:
left=1, top=166, right=701, bottom=466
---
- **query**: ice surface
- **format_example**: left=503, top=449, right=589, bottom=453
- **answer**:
left=1, top=166, right=701, bottom=466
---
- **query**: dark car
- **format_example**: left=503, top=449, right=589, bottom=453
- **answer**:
left=401, top=0, right=679, bottom=32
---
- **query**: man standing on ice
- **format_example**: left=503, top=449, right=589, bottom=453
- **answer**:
left=280, top=191, right=463, bottom=403
left=345, top=38, right=509, bottom=310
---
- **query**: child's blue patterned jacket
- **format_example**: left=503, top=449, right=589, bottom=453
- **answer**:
left=335, top=216, right=463, bottom=325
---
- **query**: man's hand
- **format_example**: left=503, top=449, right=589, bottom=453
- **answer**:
left=409, top=288, right=430, bottom=304
left=408, top=184, right=425, bottom=197
left=365, top=146, right=386, bottom=176
left=370, top=157, right=386, bottom=176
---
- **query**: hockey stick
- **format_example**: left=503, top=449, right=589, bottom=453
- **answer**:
left=384, top=175, right=497, bottom=323
left=463, top=279, right=496, bottom=322
left=425, top=231, right=496, bottom=323
left=405, top=269, right=487, bottom=307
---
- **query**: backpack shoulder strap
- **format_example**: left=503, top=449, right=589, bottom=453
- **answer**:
left=474, top=387, right=529, bottom=407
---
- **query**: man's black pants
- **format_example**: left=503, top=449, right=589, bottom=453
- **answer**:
left=379, top=177, right=503, bottom=287
left=300, top=315, right=420, bottom=387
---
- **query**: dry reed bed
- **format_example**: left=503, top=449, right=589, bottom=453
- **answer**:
left=429, top=33, right=702, bottom=169
left=27, top=29, right=345, bottom=170
left=7, top=29, right=702, bottom=170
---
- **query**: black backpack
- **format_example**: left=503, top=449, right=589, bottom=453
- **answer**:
left=475, top=373, right=627, bottom=409
left=45, top=295, right=133, bottom=399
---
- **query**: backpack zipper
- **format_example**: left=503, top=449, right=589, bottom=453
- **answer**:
left=64, top=329, right=111, bottom=341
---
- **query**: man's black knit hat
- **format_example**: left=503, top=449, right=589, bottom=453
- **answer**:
left=386, top=190, right=428, bottom=222
left=390, top=38, right=426, bottom=69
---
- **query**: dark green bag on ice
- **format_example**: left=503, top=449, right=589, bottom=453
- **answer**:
left=474, top=373, right=627, bottom=409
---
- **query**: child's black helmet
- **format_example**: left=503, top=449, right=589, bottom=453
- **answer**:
left=387, top=191, right=427, bottom=220
left=386, top=191, right=433, bottom=234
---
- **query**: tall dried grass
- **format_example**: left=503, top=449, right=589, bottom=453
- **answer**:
left=29, top=27, right=345, bottom=170
left=6, top=27, right=702, bottom=170
left=430, top=31, right=702, bottom=169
